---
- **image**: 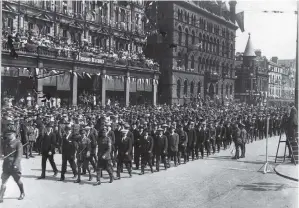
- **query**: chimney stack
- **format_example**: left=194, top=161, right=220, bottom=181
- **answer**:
left=271, top=57, right=278, bottom=64
left=229, top=1, right=237, bottom=23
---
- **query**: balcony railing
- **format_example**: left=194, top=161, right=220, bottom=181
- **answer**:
left=2, top=42, right=159, bottom=71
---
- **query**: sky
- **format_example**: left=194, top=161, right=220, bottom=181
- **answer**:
left=233, top=0, right=297, bottom=60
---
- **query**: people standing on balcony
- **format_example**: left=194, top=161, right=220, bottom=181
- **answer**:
left=8, top=34, right=18, bottom=59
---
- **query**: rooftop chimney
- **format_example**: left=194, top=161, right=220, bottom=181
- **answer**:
left=271, top=57, right=278, bottom=64
left=229, top=1, right=237, bottom=23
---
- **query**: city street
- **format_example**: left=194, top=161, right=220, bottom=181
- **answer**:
left=1, top=135, right=298, bottom=208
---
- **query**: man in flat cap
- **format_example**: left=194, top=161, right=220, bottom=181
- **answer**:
left=139, top=129, right=154, bottom=174
left=115, top=129, right=133, bottom=179
left=38, top=123, right=58, bottom=179
left=186, top=122, right=197, bottom=161
left=133, top=125, right=143, bottom=170
left=58, top=125, right=78, bottom=181
left=167, top=126, right=179, bottom=167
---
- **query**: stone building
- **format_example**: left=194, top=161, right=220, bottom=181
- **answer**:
left=145, top=1, right=238, bottom=105
left=2, top=0, right=159, bottom=106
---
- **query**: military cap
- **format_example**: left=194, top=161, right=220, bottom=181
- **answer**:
left=121, top=129, right=128, bottom=134
left=124, top=123, right=130, bottom=128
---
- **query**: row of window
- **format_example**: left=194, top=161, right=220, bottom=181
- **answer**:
left=176, top=80, right=233, bottom=98
left=177, top=26, right=234, bottom=59
left=177, top=9, right=234, bottom=40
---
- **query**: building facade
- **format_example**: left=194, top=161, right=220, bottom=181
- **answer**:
left=2, top=0, right=159, bottom=106
left=235, top=34, right=269, bottom=105
left=145, top=1, right=238, bottom=105
left=267, top=58, right=295, bottom=105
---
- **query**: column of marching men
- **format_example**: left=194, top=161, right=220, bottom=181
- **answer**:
left=1, top=103, right=295, bottom=203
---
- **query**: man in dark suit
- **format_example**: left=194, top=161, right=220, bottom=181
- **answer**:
left=133, top=126, right=143, bottom=170
left=38, top=123, right=58, bottom=179
left=167, top=127, right=179, bottom=167
left=155, top=128, right=168, bottom=171
left=115, top=129, right=133, bottom=179
left=20, top=118, right=29, bottom=159
left=198, top=121, right=210, bottom=158
left=58, top=125, right=78, bottom=181
left=139, top=129, right=154, bottom=174
left=186, top=122, right=196, bottom=161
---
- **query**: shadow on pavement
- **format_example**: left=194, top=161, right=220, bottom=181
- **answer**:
left=207, top=156, right=278, bottom=166
left=237, top=182, right=288, bottom=191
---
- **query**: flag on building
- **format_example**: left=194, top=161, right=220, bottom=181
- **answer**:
left=236, top=11, right=245, bottom=32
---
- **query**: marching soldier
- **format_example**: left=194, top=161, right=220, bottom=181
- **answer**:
left=155, top=128, right=168, bottom=171
left=200, top=121, right=210, bottom=157
left=133, top=125, right=143, bottom=170
left=38, top=123, right=58, bottom=179
left=232, top=123, right=243, bottom=160
left=139, top=129, right=154, bottom=175
left=0, top=129, right=25, bottom=203
left=177, top=124, right=188, bottom=164
left=58, top=125, right=78, bottom=181
left=116, top=129, right=133, bottom=179
left=95, top=128, right=114, bottom=185
left=75, top=128, right=92, bottom=183
left=239, top=123, right=247, bottom=158
left=151, top=123, right=158, bottom=166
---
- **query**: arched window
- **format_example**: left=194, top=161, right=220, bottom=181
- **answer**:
left=178, top=26, right=182, bottom=45
left=222, top=41, right=225, bottom=56
left=202, top=34, right=206, bottom=51
left=197, top=82, right=201, bottom=95
left=184, top=80, right=188, bottom=95
left=190, top=81, right=194, bottom=95
left=230, top=84, right=233, bottom=95
left=192, top=30, right=195, bottom=44
left=198, top=56, right=201, bottom=72
left=216, top=84, right=218, bottom=95
left=184, top=54, right=188, bottom=70
left=216, top=39, right=220, bottom=55
left=177, top=79, right=181, bottom=98
left=191, top=55, right=195, bottom=69
left=230, top=64, right=233, bottom=77
left=185, top=28, right=189, bottom=46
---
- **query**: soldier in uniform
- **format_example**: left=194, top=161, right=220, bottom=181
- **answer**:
left=116, top=129, right=133, bottom=179
left=151, top=123, right=158, bottom=166
left=177, top=124, right=188, bottom=164
left=202, top=121, right=211, bottom=157
left=86, top=125, right=97, bottom=172
left=20, top=117, right=29, bottom=159
left=257, top=115, right=264, bottom=140
left=58, top=125, right=78, bottom=181
left=38, top=123, right=58, bottom=179
left=155, top=128, right=168, bottom=171
left=0, top=129, right=25, bottom=203
left=139, top=129, right=154, bottom=174
left=74, top=128, right=92, bottom=183
left=95, top=128, right=114, bottom=185
left=239, top=123, right=247, bottom=158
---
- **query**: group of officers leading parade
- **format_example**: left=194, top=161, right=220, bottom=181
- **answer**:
left=1, top=101, right=298, bottom=203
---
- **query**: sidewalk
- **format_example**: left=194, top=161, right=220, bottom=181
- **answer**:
left=274, top=162, right=299, bottom=182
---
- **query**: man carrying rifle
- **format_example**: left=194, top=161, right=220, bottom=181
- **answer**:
left=0, top=120, right=25, bottom=203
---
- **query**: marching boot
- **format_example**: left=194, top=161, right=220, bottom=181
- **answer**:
left=18, top=193, right=25, bottom=200
left=94, top=170, right=101, bottom=186
left=0, top=185, right=6, bottom=203
left=150, top=166, right=154, bottom=173
left=74, top=168, right=81, bottom=183
left=139, top=167, right=145, bottom=175
left=108, top=168, right=114, bottom=183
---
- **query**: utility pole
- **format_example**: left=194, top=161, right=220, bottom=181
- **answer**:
left=295, top=1, right=299, bottom=109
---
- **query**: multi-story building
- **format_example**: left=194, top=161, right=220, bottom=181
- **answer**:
left=267, top=57, right=282, bottom=101
left=235, top=34, right=269, bottom=105
left=145, top=1, right=238, bottom=105
left=2, top=0, right=159, bottom=106
left=278, top=59, right=295, bottom=101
